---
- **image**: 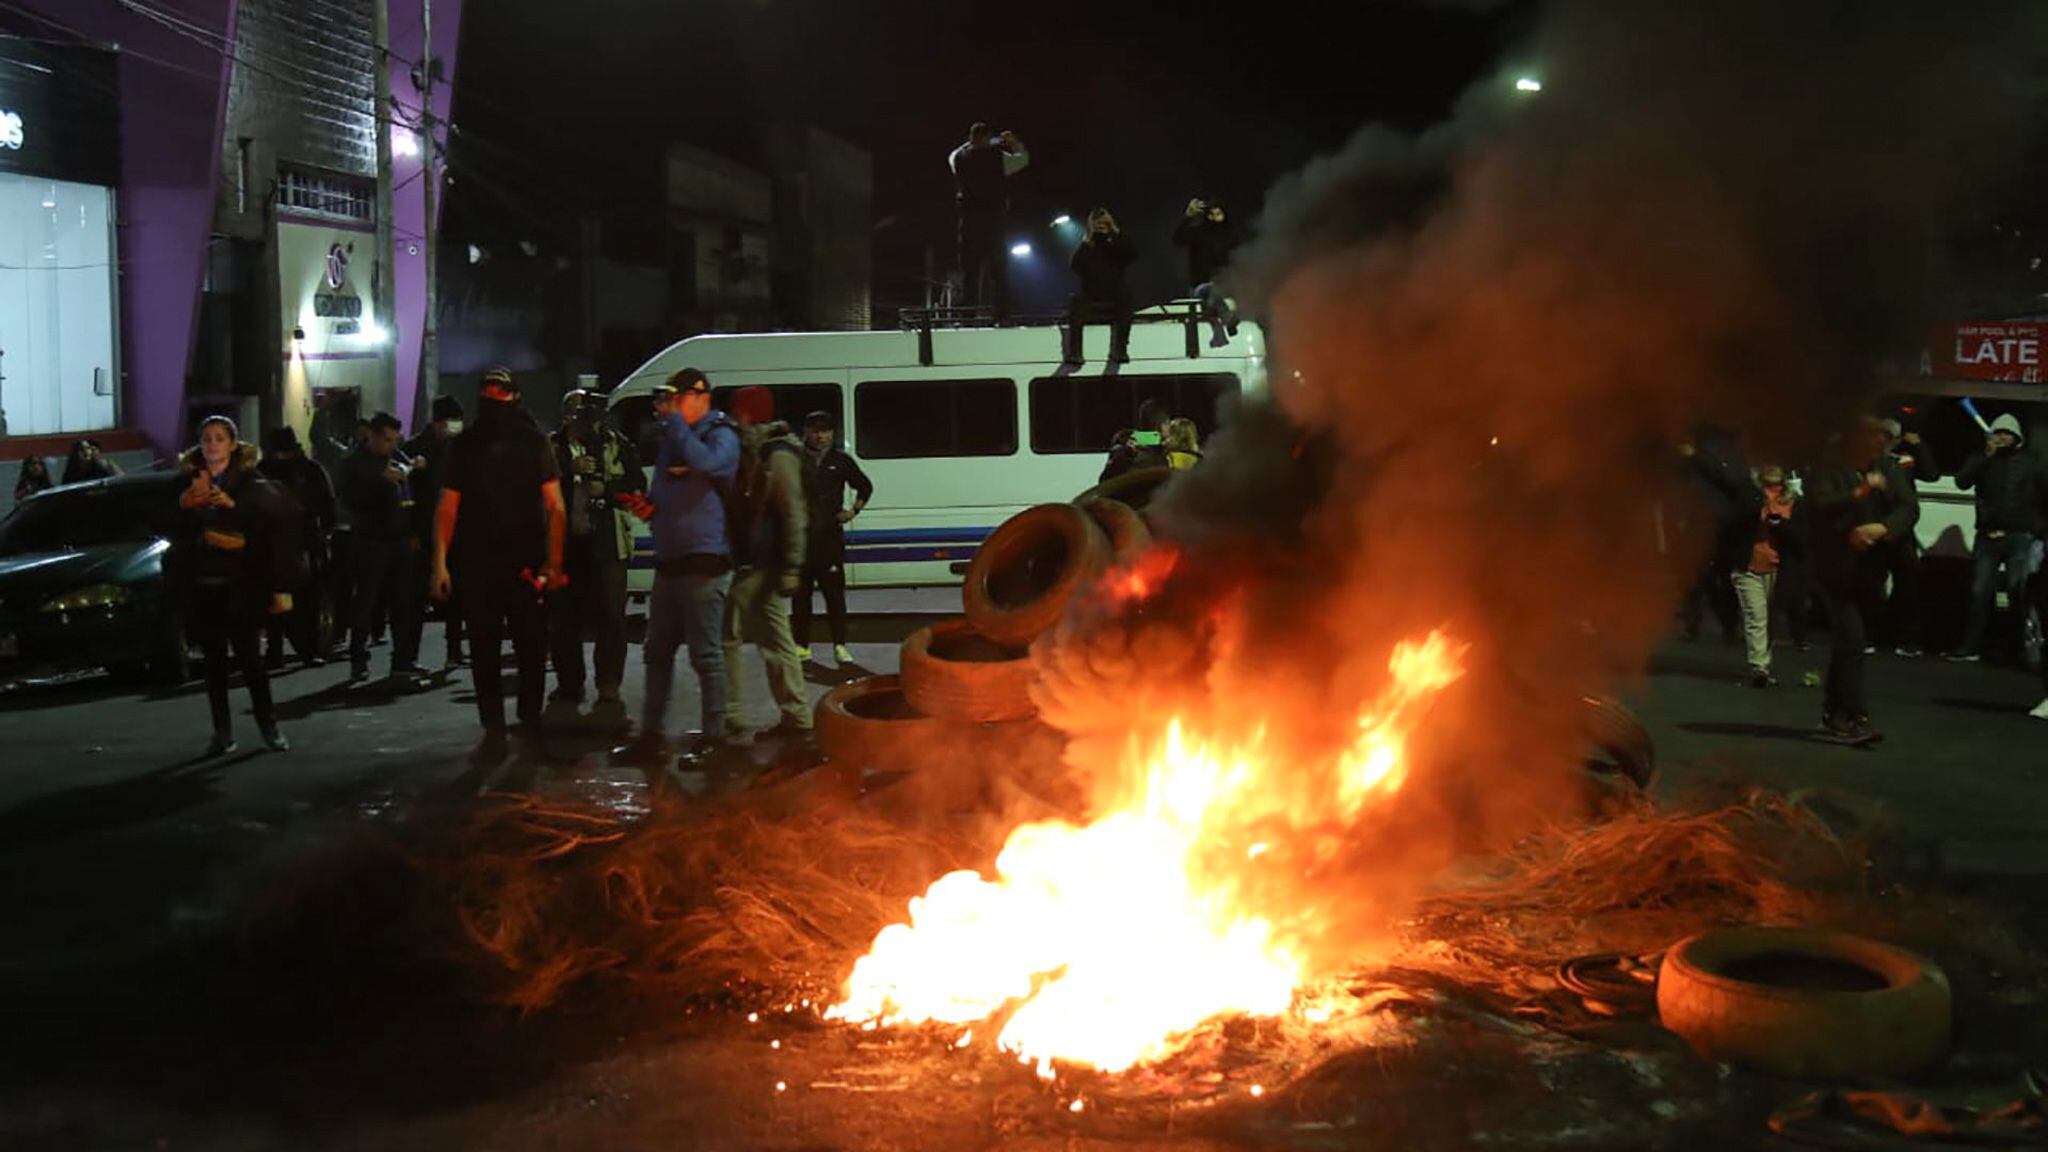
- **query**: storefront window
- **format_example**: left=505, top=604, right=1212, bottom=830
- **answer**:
left=0, top=174, right=118, bottom=437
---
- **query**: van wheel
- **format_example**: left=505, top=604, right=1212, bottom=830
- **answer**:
left=1074, top=466, right=1176, bottom=512
left=963, top=504, right=1111, bottom=647
left=1657, top=927, right=1951, bottom=1080
left=1077, top=497, right=1151, bottom=560
left=900, top=619, right=1037, bottom=723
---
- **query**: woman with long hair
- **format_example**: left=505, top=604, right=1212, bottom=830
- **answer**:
left=13, top=455, right=54, bottom=502
left=62, top=438, right=122, bottom=485
left=1163, top=417, right=1203, bottom=471
left=176, top=416, right=298, bottom=755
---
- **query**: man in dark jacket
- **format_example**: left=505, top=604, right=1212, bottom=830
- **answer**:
left=1865, top=417, right=1928, bottom=656
left=723, top=386, right=810, bottom=738
left=429, top=368, right=566, bottom=763
left=611, top=368, right=742, bottom=769
left=1100, top=398, right=1172, bottom=483
left=1802, top=419, right=1918, bottom=744
left=548, top=387, right=644, bottom=725
left=1686, top=445, right=1800, bottom=686
left=338, top=412, right=424, bottom=680
left=949, top=121, right=1030, bottom=320
left=1172, top=197, right=1240, bottom=347
left=405, top=394, right=467, bottom=667
left=794, top=411, right=873, bottom=664
left=1950, top=413, right=2046, bottom=661
left=1063, top=208, right=1138, bottom=366
left=258, top=426, right=336, bottom=668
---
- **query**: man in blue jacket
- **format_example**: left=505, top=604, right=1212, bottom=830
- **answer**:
left=612, top=368, right=741, bottom=768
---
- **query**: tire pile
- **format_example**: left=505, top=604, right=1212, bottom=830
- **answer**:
left=814, top=499, right=1151, bottom=809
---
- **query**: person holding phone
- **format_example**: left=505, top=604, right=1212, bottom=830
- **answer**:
left=948, top=121, right=1030, bottom=321
left=1100, top=398, right=1172, bottom=482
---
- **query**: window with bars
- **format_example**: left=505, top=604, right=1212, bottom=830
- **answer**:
left=277, top=166, right=375, bottom=222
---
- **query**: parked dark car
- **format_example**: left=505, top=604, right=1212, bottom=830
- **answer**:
left=0, top=472, right=190, bottom=684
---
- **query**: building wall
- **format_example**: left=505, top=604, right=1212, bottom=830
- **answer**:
left=277, top=216, right=384, bottom=437
left=767, top=124, right=873, bottom=332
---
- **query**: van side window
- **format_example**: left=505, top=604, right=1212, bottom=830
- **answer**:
left=855, top=379, right=1018, bottom=459
left=712, top=383, right=843, bottom=433
left=1028, top=373, right=1240, bottom=454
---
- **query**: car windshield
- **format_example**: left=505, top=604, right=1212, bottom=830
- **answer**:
left=0, top=481, right=182, bottom=556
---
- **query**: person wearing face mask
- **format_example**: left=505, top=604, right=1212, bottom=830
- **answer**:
left=175, top=416, right=297, bottom=756
left=1062, top=207, right=1138, bottom=367
left=1949, top=413, right=2046, bottom=663
left=546, top=388, right=644, bottom=727
left=406, top=395, right=468, bottom=669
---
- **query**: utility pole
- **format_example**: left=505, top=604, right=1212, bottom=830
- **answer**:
left=418, top=0, right=440, bottom=422
left=373, top=0, right=396, bottom=428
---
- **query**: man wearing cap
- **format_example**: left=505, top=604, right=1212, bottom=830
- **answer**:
left=795, top=411, right=872, bottom=665
left=612, top=368, right=742, bottom=769
left=339, top=411, right=425, bottom=681
left=1950, top=413, right=2046, bottom=662
left=406, top=394, right=468, bottom=668
left=258, top=426, right=336, bottom=668
left=724, top=386, right=811, bottom=738
left=547, top=388, right=644, bottom=727
left=429, top=368, right=567, bottom=762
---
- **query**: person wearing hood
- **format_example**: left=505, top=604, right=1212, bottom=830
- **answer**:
left=723, top=385, right=811, bottom=740
left=175, top=416, right=297, bottom=756
left=609, top=368, right=741, bottom=770
left=258, top=426, right=336, bottom=668
left=429, top=368, right=567, bottom=764
left=1062, top=207, right=1138, bottom=367
left=1950, top=412, right=2046, bottom=662
left=406, top=394, right=468, bottom=669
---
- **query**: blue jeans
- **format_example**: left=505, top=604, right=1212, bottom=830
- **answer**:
left=642, top=567, right=732, bottom=741
left=1961, top=530, right=2037, bottom=655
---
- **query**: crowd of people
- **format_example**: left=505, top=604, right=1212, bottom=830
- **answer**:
left=1681, top=412, right=2048, bottom=741
left=10, top=437, right=124, bottom=503
left=157, top=368, right=879, bottom=769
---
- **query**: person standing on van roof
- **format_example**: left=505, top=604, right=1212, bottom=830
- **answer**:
left=611, top=368, right=742, bottom=771
left=794, top=411, right=873, bottom=665
left=1949, top=412, right=2046, bottom=662
left=1062, top=208, right=1138, bottom=367
left=950, top=122, right=1030, bottom=322
left=723, top=386, right=812, bottom=741
left=430, top=368, right=567, bottom=766
left=1173, top=197, right=1240, bottom=348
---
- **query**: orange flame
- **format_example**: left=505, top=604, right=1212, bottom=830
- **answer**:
left=827, top=631, right=1468, bottom=1077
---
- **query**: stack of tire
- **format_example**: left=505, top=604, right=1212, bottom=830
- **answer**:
left=815, top=499, right=1150, bottom=811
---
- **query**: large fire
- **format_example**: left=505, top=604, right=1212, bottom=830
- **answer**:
left=827, top=630, right=1468, bottom=1078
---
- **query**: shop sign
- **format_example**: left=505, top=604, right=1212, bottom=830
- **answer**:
left=0, top=108, right=21, bottom=150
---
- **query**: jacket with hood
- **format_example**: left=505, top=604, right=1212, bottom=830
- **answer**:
left=1804, top=454, right=1917, bottom=588
left=1954, top=416, right=2047, bottom=536
left=173, top=441, right=301, bottom=602
left=648, top=408, right=741, bottom=564
left=734, top=421, right=808, bottom=573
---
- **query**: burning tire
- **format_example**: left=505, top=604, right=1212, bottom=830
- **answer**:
left=816, top=675, right=952, bottom=777
left=1075, top=466, right=1175, bottom=511
left=819, top=674, right=1066, bottom=814
left=900, top=619, right=1038, bottom=723
left=1078, top=497, right=1151, bottom=560
left=1656, top=927, right=1950, bottom=1080
left=963, top=504, right=1112, bottom=646
left=1580, top=694, right=1654, bottom=790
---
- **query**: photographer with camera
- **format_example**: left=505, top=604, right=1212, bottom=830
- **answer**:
left=1062, top=207, right=1138, bottom=367
left=1687, top=441, right=1800, bottom=688
left=1101, top=398, right=1172, bottom=483
left=547, top=388, right=645, bottom=728
left=948, top=121, right=1030, bottom=321
left=1173, top=196, right=1240, bottom=347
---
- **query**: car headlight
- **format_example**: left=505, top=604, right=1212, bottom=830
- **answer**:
left=39, top=583, right=132, bottom=613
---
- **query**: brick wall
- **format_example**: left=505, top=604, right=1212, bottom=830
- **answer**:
left=217, top=0, right=379, bottom=227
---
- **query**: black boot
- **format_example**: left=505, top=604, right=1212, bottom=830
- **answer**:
left=1060, top=324, right=1083, bottom=366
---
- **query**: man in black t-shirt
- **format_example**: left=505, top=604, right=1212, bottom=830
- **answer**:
left=429, top=368, right=567, bottom=763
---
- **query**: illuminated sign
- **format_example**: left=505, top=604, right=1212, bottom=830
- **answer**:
left=313, top=293, right=362, bottom=319
left=324, top=243, right=349, bottom=289
left=0, top=108, right=22, bottom=151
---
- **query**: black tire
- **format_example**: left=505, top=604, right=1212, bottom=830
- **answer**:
left=900, top=619, right=1036, bottom=722
left=962, top=504, right=1112, bottom=647
left=1580, top=694, right=1654, bottom=790
left=1077, top=497, right=1151, bottom=561
left=1074, top=466, right=1176, bottom=512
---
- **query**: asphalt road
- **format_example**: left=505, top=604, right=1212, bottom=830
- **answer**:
left=0, top=619, right=2042, bottom=1150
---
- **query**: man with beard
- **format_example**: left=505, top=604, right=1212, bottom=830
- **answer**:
left=724, top=386, right=810, bottom=740
left=258, top=426, right=335, bottom=668
left=429, top=368, right=567, bottom=764
left=793, top=411, right=872, bottom=665
left=1949, top=413, right=2046, bottom=662
left=547, top=387, right=644, bottom=729
left=1803, top=418, right=1917, bottom=744
left=405, top=395, right=467, bottom=669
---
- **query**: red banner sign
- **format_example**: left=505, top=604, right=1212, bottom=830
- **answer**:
left=1927, top=321, right=2047, bottom=383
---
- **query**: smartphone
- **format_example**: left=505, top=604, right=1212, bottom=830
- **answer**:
left=1131, top=431, right=1163, bottom=448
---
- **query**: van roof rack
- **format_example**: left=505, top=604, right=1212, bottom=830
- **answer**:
left=897, top=298, right=1223, bottom=366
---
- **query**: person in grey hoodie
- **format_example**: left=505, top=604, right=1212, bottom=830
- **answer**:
left=722, top=385, right=810, bottom=738
left=1950, top=412, right=2046, bottom=661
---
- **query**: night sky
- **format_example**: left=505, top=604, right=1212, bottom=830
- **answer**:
left=445, top=0, right=1535, bottom=315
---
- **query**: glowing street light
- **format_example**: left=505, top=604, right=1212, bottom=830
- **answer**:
left=1051, top=214, right=1071, bottom=226
left=392, top=125, right=421, bottom=159
left=1010, top=242, right=1032, bottom=258
left=1514, top=76, right=1543, bottom=93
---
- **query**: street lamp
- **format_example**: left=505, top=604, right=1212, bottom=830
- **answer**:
left=1514, top=76, right=1542, bottom=93
left=1051, top=214, right=1071, bottom=226
left=1010, top=242, right=1033, bottom=258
